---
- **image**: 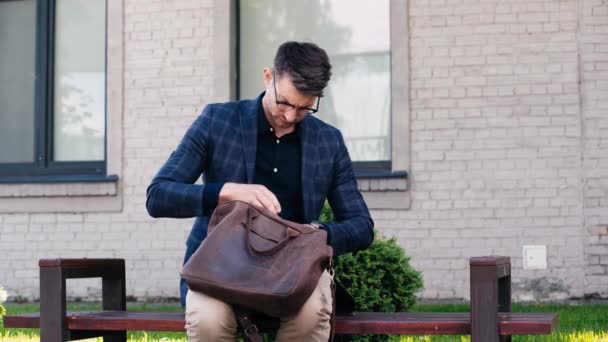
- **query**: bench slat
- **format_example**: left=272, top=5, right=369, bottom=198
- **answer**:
left=335, top=312, right=470, bottom=335
left=39, top=259, right=124, bottom=268
left=4, top=313, right=41, bottom=329
left=4, top=311, right=558, bottom=336
left=498, top=313, right=559, bottom=335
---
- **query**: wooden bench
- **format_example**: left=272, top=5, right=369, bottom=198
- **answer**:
left=4, top=256, right=558, bottom=342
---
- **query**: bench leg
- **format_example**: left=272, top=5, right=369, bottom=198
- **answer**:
left=40, top=267, right=68, bottom=342
left=101, top=331, right=127, bottom=342
left=470, top=263, right=499, bottom=341
left=102, top=276, right=127, bottom=342
left=470, top=257, right=512, bottom=342
left=498, top=275, right=512, bottom=342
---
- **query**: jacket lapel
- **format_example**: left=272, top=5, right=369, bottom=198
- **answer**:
left=239, top=100, right=258, bottom=184
left=299, top=117, right=319, bottom=222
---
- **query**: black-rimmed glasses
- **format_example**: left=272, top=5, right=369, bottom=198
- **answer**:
left=272, top=71, right=320, bottom=115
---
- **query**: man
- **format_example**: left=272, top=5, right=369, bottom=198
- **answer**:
left=146, top=41, right=374, bottom=341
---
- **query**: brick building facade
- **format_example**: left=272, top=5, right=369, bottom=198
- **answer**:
left=1, top=0, right=606, bottom=302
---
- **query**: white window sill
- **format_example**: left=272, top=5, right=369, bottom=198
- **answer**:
left=358, top=176, right=411, bottom=210
left=0, top=178, right=122, bottom=213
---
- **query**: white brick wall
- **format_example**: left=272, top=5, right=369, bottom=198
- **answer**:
left=581, top=0, right=608, bottom=298
left=0, top=0, right=215, bottom=301
left=375, top=0, right=595, bottom=300
left=119, top=0, right=214, bottom=300
left=0, top=0, right=606, bottom=302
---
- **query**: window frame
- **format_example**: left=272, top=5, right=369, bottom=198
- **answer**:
left=234, top=0, right=409, bottom=179
left=0, top=0, right=122, bottom=213
left=0, top=0, right=107, bottom=180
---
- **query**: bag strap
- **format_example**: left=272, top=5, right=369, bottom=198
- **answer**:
left=329, top=259, right=336, bottom=342
left=234, top=258, right=337, bottom=342
left=234, top=308, right=264, bottom=342
left=243, top=207, right=300, bottom=256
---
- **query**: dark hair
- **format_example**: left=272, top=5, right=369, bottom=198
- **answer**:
left=273, top=41, right=332, bottom=97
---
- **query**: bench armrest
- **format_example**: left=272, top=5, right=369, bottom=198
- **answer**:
left=40, top=258, right=125, bottom=280
left=39, top=258, right=126, bottom=341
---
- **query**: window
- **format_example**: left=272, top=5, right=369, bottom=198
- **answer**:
left=238, top=0, right=409, bottom=177
left=0, top=0, right=107, bottom=179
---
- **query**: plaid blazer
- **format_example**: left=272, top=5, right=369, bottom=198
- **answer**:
left=146, top=95, right=374, bottom=306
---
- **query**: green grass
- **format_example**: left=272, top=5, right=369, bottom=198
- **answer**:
left=408, top=303, right=608, bottom=341
left=2, top=302, right=608, bottom=341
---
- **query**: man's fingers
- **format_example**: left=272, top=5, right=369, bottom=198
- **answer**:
left=255, top=193, right=279, bottom=214
left=257, top=187, right=281, bottom=213
left=248, top=198, right=265, bottom=210
left=227, top=184, right=280, bottom=214
left=271, top=193, right=281, bottom=213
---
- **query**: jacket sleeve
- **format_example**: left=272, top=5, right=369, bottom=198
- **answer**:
left=146, top=105, right=218, bottom=218
left=321, top=131, right=374, bottom=256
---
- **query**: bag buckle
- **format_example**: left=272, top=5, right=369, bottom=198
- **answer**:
left=328, top=256, right=335, bottom=280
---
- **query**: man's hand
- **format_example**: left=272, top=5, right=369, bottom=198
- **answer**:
left=219, top=183, right=281, bottom=214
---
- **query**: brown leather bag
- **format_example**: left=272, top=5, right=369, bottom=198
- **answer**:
left=180, top=200, right=334, bottom=318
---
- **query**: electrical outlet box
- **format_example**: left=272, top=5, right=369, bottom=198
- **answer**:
left=523, top=245, right=547, bottom=270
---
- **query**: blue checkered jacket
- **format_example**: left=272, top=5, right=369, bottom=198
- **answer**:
left=146, top=96, right=374, bottom=306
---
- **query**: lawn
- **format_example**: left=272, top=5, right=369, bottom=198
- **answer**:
left=1, top=302, right=607, bottom=341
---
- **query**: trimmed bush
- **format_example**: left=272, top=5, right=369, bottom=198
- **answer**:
left=321, top=202, right=424, bottom=342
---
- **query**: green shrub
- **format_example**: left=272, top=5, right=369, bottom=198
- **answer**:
left=321, top=202, right=424, bottom=342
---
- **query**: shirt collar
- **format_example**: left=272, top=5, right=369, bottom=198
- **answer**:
left=257, top=91, right=301, bottom=139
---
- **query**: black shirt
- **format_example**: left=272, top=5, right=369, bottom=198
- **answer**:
left=254, top=96, right=303, bottom=222
left=202, top=94, right=304, bottom=223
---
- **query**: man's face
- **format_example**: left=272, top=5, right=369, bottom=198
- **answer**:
left=263, top=69, right=318, bottom=131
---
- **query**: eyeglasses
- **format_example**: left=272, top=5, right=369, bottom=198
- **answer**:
left=272, top=70, right=320, bottom=116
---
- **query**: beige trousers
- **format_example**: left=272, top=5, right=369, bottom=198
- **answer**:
left=185, top=270, right=333, bottom=342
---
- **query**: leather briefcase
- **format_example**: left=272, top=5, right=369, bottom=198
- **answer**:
left=181, top=200, right=334, bottom=318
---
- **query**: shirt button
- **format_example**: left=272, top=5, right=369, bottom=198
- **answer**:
left=276, top=139, right=280, bottom=144
left=273, top=168, right=278, bottom=173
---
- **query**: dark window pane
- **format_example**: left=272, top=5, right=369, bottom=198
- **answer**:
left=0, top=0, right=36, bottom=163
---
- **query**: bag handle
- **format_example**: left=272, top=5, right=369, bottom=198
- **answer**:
left=244, top=207, right=300, bottom=256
